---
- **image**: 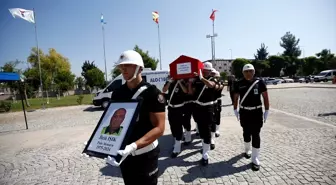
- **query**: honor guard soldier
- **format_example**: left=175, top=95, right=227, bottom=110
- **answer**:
left=106, top=50, right=166, bottom=185
left=187, top=77, right=200, bottom=136
left=189, top=62, right=217, bottom=166
left=162, top=77, right=189, bottom=158
left=233, top=64, right=269, bottom=171
left=228, top=75, right=236, bottom=105
left=211, top=70, right=224, bottom=137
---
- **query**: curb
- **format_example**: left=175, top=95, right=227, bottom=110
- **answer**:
left=268, top=86, right=336, bottom=90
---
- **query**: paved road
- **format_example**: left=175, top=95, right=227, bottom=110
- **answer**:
left=0, top=88, right=336, bottom=185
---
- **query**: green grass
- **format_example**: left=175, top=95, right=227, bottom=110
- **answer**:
left=2, top=94, right=94, bottom=112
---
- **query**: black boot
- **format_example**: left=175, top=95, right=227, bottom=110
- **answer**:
left=210, top=144, right=215, bottom=150
left=201, top=158, right=208, bottom=166
left=244, top=152, right=251, bottom=159
left=252, top=163, right=260, bottom=171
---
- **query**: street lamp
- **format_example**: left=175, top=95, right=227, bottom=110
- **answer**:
left=229, top=49, right=232, bottom=60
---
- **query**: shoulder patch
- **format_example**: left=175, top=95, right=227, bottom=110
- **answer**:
left=157, top=94, right=165, bottom=103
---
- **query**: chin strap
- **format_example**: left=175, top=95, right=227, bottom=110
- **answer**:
left=126, top=66, right=140, bottom=82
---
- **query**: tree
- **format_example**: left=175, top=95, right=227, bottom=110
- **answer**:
left=254, top=43, right=269, bottom=60
left=231, top=58, right=251, bottom=78
left=316, top=49, right=335, bottom=70
left=220, top=72, right=227, bottom=81
left=266, top=56, right=286, bottom=77
left=26, top=47, right=73, bottom=91
left=75, top=77, right=85, bottom=90
left=112, top=45, right=159, bottom=77
left=86, top=68, right=105, bottom=89
left=251, top=60, right=270, bottom=77
left=54, top=70, right=75, bottom=92
left=81, top=60, right=97, bottom=77
left=300, top=56, right=321, bottom=75
left=280, top=32, right=302, bottom=58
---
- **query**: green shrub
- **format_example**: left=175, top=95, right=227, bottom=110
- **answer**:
left=76, top=95, right=84, bottom=105
left=0, top=101, right=12, bottom=112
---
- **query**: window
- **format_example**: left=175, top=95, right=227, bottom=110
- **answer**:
left=105, top=79, right=122, bottom=92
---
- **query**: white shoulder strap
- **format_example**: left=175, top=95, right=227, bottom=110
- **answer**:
left=239, top=80, right=259, bottom=106
left=168, top=81, right=179, bottom=104
left=132, top=85, right=149, bottom=99
left=196, top=77, right=213, bottom=101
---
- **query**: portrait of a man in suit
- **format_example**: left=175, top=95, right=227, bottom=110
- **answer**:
left=101, top=108, right=126, bottom=136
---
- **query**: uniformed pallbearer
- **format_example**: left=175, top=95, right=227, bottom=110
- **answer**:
left=106, top=50, right=166, bottom=185
left=189, top=62, right=217, bottom=166
left=233, top=64, right=269, bottom=171
left=162, top=78, right=189, bottom=158
left=211, top=70, right=224, bottom=137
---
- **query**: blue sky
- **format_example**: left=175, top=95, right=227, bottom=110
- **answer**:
left=0, top=0, right=335, bottom=79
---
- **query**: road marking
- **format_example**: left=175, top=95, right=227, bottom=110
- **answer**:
left=270, top=108, right=336, bottom=128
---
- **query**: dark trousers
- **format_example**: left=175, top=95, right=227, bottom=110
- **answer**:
left=239, top=108, right=263, bottom=148
left=168, top=107, right=185, bottom=140
left=120, top=146, right=160, bottom=185
left=194, top=104, right=214, bottom=144
left=211, top=101, right=222, bottom=132
left=182, top=103, right=194, bottom=131
left=229, top=91, right=235, bottom=104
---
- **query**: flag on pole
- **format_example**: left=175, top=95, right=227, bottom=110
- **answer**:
left=209, top=9, right=218, bottom=21
left=152, top=11, right=159, bottom=24
left=9, top=8, right=35, bottom=23
left=101, top=14, right=107, bottom=24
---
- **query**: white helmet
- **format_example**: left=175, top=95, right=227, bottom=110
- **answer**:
left=242, top=64, right=255, bottom=72
left=117, top=50, right=144, bottom=82
left=214, top=71, right=220, bottom=77
left=117, top=50, right=144, bottom=68
left=203, top=62, right=213, bottom=70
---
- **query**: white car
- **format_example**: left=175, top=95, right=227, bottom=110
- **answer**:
left=0, top=92, right=4, bottom=96
left=265, top=78, right=283, bottom=85
left=281, top=78, right=294, bottom=83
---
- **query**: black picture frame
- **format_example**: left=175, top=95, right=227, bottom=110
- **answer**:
left=82, top=99, right=143, bottom=163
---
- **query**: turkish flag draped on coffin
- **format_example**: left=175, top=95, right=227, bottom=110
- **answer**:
left=169, top=55, right=204, bottom=80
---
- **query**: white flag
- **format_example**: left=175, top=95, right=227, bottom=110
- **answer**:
left=9, top=8, right=35, bottom=23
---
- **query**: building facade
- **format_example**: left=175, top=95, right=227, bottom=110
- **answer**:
left=204, top=59, right=234, bottom=75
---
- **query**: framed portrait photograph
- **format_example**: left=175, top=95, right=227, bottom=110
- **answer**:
left=82, top=99, right=142, bottom=162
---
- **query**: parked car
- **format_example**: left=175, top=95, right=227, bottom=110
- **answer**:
left=281, top=77, right=294, bottom=83
left=264, top=78, right=283, bottom=85
left=0, top=92, right=4, bottom=96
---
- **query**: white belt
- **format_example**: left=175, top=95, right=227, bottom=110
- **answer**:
left=217, top=98, right=222, bottom=101
left=195, top=100, right=215, bottom=106
left=240, top=105, right=262, bottom=110
left=184, top=100, right=194, bottom=104
left=168, top=103, right=185, bottom=108
left=132, top=139, right=158, bottom=156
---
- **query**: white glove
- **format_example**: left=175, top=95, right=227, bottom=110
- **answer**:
left=168, top=78, right=173, bottom=83
left=106, top=142, right=137, bottom=167
left=234, top=109, right=239, bottom=121
left=264, top=110, right=269, bottom=123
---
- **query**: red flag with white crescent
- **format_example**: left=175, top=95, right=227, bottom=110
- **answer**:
left=210, top=9, right=217, bottom=21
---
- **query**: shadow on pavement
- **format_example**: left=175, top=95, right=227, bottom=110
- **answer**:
left=318, top=112, right=336, bottom=117
left=83, top=106, right=103, bottom=112
left=100, top=165, right=122, bottom=178
left=181, top=153, right=250, bottom=183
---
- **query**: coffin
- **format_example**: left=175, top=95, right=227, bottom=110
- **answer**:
left=169, top=55, right=204, bottom=79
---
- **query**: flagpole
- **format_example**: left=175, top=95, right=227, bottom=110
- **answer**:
left=212, top=9, right=216, bottom=62
left=33, top=8, right=45, bottom=109
left=157, top=23, right=162, bottom=70
left=102, top=23, right=107, bottom=82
